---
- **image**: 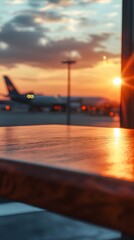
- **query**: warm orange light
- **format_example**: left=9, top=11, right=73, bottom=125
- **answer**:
left=54, top=105, right=61, bottom=111
left=113, top=77, right=122, bottom=86
left=81, top=105, right=86, bottom=111
left=109, top=111, right=114, bottom=117
left=114, top=128, right=120, bottom=138
left=5, top=105, right=10, bottom=111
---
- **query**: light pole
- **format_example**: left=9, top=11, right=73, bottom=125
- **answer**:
left=62, top=59, right=76, bottom=125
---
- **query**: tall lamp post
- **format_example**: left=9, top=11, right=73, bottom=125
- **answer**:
left=62, top=59, right=76, bottom=125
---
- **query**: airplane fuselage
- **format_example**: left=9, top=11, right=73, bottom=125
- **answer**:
left=31, top=95, right=67, bottom=107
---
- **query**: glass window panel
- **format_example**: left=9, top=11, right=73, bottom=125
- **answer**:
left=0, top=0, right=121, bottom=126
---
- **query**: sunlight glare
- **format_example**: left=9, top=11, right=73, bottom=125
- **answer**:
left=114, top=128, right=120, bottom=138
left=113, top=77, right=122, bottom=86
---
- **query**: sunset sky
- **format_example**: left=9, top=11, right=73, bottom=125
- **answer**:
left=0, top=0, right=122, bottom=101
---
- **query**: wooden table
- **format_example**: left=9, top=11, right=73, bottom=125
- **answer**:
left=0, top=125, right=134, bottom=235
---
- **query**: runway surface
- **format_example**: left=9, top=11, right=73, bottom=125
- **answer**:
left=0, top=111, right=120, bottom=128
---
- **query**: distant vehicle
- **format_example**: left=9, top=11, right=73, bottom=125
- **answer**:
left=81, top=99, right=119, bottom=117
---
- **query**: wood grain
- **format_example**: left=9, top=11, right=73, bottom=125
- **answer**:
left=0, top=158, right=134, bottom=235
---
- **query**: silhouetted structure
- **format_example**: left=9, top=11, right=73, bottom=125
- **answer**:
left=62, top=59, right=76, bottom=125
left=121, top=0, right=134, bottom=128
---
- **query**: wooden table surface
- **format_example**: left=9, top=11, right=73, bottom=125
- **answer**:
left=0, top=125, right=134, bottom=235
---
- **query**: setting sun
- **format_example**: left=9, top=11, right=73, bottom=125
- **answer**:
left=113, top=77, right=122, bottom=86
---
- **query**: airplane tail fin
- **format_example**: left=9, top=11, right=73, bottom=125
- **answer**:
left=3, top=75, right=20, bottom=97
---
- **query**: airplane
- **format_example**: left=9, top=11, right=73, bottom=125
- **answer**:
left=3, top=76, right=80, bottom=112
left=3, top=75, right=118, bottom=116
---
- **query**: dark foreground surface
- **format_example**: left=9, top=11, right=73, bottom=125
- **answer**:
left=0, top=207, right=120, bottom=240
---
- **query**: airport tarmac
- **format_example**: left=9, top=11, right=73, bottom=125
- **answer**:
left=0, top=111, right=120, bottom=128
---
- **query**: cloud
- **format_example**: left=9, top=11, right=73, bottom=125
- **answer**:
left=27, top=0, right=111, bottom=8
left=4, top=0, right=26, bottom=5
left=34, top=11, right=65, bottom=23
left=78, top=0, right=111, bottom=5
left=15, top=8, right=97, bottom=29
left=0, top=17, right=118, bottom=69
left=27, top=0, right=44, bottom=8
left=95, top=0, right=111, bottom=3
left=13, top=9, right=65, bottom=24
left=108, top=12, right=118, bottom=17
left=46, top=0, right=73, bottom=6
left=27, top=0, right=73, bottom=8
left=11, top=14, right=38, bottom=28
left=0, top=41, right=8, bottom=50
